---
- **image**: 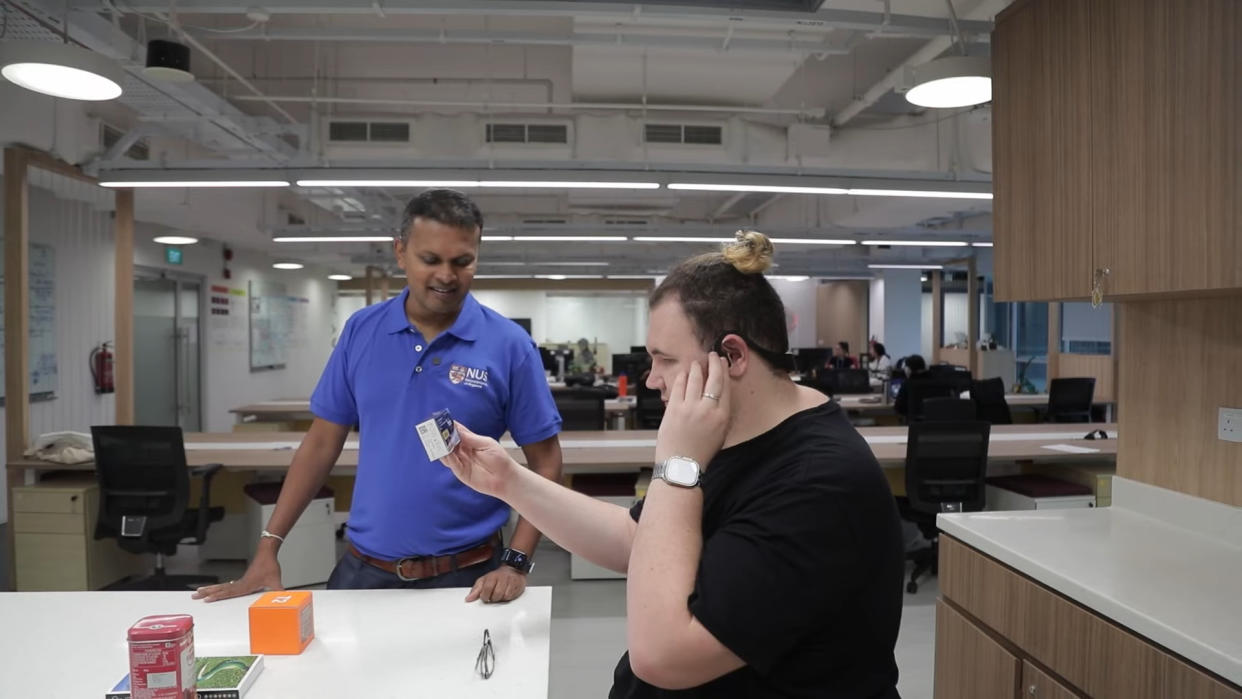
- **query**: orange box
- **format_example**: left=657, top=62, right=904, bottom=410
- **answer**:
left=248, top=590, right=315, bottom=655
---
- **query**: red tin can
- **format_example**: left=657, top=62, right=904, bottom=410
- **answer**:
left=126, top=614, right=195, bottom=699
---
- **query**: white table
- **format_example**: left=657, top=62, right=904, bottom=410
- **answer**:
left=0, top=587, right=552, bottom=698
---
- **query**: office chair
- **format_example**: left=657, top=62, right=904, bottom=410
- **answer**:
left=90, top=425, right=224, bottom=591
left=830, top=368, right=873, bottom=394
left=905, top=377, right=969, bottom=422
left=1046, top=377, right=1096, bottom=423
left=971, top=377, right=1013, bottom=425
left=635, top=380, right=665, bottom=429
left=921, top=397, right=978, bottom=422
left=900, top=421, right=991, bottom=594
left=554, top=388, right=607, bottom=430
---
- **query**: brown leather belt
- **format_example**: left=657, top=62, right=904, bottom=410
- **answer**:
left=348, top=534, right=499, bottom=581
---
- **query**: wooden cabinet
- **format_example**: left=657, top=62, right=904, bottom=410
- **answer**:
left=992, top=0, right=1093, bottom=302
left=993, top=0, right=1241, bottom=302
left=934, top=600, right=1020, bottom=699
left=937, top=536, right=1242, bottom=699
left=12, top=481, right=147, bottom=591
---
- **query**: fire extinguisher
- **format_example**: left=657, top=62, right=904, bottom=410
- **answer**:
left=90, top=342, right=115, bottom=394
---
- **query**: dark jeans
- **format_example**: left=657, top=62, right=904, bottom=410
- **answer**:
left=326, top=542, right=501, bottom=590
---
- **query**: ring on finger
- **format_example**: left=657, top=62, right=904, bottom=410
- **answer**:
left=702, top=392, right=720, bottom=401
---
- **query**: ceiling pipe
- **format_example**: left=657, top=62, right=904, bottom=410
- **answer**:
left=227, top=94, right=823, bottom=117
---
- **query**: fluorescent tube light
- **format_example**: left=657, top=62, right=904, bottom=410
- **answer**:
left=475, top=275, right=533, bottom=279
left=328, top=274, right=353, bottom=281
left=848, top=189, right=992, bottom=200
left=273, top=236, right=392, bottom=243
left=861, top=240, right=968, bottom=247
left=297, top=180, right=479, bottom=188
left=769, top=238, right=856, bottom=245
left=101, top=180, right=289, bottom=188
left=668, top=183, right=849, bottom=195
left=481, top=235, right=514, bottom=242
left=534, top=274, right=604, bottom=279
left=606, top=275, right=660, bottom=279
left=539, top=261, right=610, bottom=267
left=509, top=236, right=628, bottom=242
left=272, top=262, right=304, bottom=270
left=772, top=275, right=810, bottom=282
left=296, top=179, right=658, bottom=190
left=868, top=264, right=944, bottom=270
left=479, top=181, right=659, bottom=189
left=152, top=236, right=199, bottom=245
left=632, top=236, right=733, bottom=243
left=971, top=242, right=994, bottom=247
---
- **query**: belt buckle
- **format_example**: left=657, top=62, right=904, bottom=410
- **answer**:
left=395, top=556, right=425, bottom=582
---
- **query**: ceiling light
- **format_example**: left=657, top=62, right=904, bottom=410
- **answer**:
left=296, top=179, right=658, bottom=190
left=868, top=264, right=944, bottom=270
left=100, top=180, right=289, bottom=188
left=475, top=274, right=533, bottom=279
left=0, top=41, right=124, bottom=101
left=904, top=56, right=992, bottom=109
left=481, top=235, right=513, bottom=242
left=606, top=275, right=659, bottom=279
left=152, top=235, right=198, bottom=245
left=538, top=274, right=567, bottom=281
left=535, top=274, right=603, bottom=279
left=861, top=240, right=968, bottom=247
left=632, top=236, right=733, bottom=243
left=540, top=261, right=610, bottom=267
left=272, top=262, right=304, bottom=270
left=143, top=39, right=194, bottom=83
left=921, top=275, right=929, bottom=282
left=273, top=236, right=392, bottom=243
left=769, top=238, right=856, bottom=245
left=510, top=236, right=627, bottom=242
left=668, top=183, right=849, bottom=195
left=848, top=189, right=992, bottom=200
left=328, top=274, right=352, bottom=281
left=972, top=242, right=994, bottom=247
left=773, top=275, right=810, bottom=282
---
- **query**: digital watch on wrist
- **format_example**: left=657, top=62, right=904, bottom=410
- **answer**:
left=500, top=547, right=534, bottom=574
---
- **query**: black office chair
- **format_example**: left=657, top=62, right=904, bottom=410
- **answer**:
left=554, top=388, right=607, bottom=430
left=91, top=425, right=224, bottom=591
left=635, top=381, right=665, bottom=429
left=971, top=377, right=1013, bottom=425
left=1046, top=377, right=1096, bottom=423
left=921, top=397, right=978, bottom=422
left=830, top=369, right=873, bottom=394
left=905, top=377, right=969, bottom=422
left=899, top=421, right=991, bottom=594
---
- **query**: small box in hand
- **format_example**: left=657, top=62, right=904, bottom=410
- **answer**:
left=416, top=409, right=461, bottom=461
left=249, top=590, right=314, bottom=655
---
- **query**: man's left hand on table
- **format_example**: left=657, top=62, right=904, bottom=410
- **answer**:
left=467, top=565, right=527, bottom=603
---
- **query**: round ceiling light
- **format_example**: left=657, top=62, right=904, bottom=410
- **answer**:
left=0, top=41, right=124, bottom=101
left=273, top=262, right=304, bottom=270
left=143, top=39, right=194, bottom=83
left=328, top=274, right=352, bottom=281
left=153, top=235, right=199, bottom=245
left=905, top=56, right=991, bottom=109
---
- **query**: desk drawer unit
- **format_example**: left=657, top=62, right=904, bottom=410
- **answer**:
left=937, top=536, right=1242, bottom=699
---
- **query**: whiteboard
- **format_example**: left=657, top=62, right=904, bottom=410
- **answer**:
left=0, top=243, right=58, bottom=399
left=249, top=280, right=291, bottom=371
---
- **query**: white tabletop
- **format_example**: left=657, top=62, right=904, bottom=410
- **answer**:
left=0, top=587, right=552, bottom=698
left=939, top=478, right=1242, bottom=685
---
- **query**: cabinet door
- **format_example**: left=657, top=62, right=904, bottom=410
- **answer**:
left=935, top=600, right=1020, bottom=699
left=1023, top=661, right=1081, bottom=699
left=992, top=0, right=1094, bottom=302
left=1091, top=0, right=1242, bottom=297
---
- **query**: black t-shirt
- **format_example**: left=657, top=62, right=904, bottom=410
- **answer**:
left=611, top=401, right=905, bottom=699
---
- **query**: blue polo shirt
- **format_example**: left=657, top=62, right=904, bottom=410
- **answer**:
left=310, top=290, right=561, bottom=559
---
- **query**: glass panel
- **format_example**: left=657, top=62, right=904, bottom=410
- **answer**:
left=1060, top=301, right=1112, bottom=354
left=1013, top=302, right=1049, bottom=392
left=178, top=282, right=202, bottom=431
left=134, top=278, right=178, bottom=425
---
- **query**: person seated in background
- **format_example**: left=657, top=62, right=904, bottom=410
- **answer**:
left=831, top=341, right=856, bottom=369
left=893, top=354, right=928, bottom=418
left=869, top=338, right=892, bottom=376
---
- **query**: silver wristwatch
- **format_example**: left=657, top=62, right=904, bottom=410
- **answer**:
left=653, top=456, right=702, bottom=488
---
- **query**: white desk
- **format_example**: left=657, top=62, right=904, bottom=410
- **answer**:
left=0, top=587, right=552, bottom=698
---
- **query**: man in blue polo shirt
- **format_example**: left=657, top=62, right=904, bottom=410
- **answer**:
left=194, top=189, right=564, bottom=604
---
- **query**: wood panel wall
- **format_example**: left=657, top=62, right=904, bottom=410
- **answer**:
left=1055, top=353, right=1117, bottom=403
left=1117, top=297, right=1242, bottom=506
left=815, top=281, right=868, bottom=355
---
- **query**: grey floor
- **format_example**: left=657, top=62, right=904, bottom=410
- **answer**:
left=159, top=536, right=938, bottom=699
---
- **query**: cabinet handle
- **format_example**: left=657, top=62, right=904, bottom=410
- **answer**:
left=1029, top=683, right=1038, bottom=695
left=1091, top=267, right=1111, bottom=308
left=70, top=495, right=79, bottom=502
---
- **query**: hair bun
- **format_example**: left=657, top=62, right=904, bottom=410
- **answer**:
left=721, top=230, right=774, bottom=275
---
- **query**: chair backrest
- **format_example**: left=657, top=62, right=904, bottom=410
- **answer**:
left=906, top=376, right=970, bottom=422
left=554, top=389, right=606, bottom=430
left=921, top=397, right=978, bottom=422
left=971, top=377, right=1013, bottom=425
left=904, top=421, right=991, bottom=516
left=91, top=425, right=190, bottom=544
left=1047, top=377, right=1096, bottom=422
left=635, top=381, right=665, bottom=429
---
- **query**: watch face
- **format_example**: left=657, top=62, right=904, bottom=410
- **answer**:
left=665, top=457, right=699, bottom=486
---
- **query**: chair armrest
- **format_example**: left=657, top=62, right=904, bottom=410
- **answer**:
left=189, top=463, right=223, bottom=543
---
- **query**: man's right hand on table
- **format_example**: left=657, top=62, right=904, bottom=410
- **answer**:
left=192, top=542, right=284, bottom=603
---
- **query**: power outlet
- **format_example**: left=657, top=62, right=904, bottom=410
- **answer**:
left=1220, top=407, right=1242, bottom=443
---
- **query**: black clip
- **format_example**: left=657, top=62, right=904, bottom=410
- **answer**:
left=1083, top=429, right=1108, bottom=440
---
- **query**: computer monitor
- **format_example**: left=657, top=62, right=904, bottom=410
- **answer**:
left=630, top=345, right=647, bottom=354
left=794, top=347, right=833, bottom=374
left=612, top=353, right=651, bottom=381
left=538, top=347, right=556, bottom=373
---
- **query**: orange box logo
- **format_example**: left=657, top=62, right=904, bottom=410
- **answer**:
left=249, top=590, right=314, bottom=655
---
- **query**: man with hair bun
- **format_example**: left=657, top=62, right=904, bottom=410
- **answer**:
left=441, top=231, right=904, bottom=697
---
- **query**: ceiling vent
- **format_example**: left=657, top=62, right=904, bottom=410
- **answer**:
left=644, top=123, right=723, bottom=145
left=328, top=120, right=411, bottom=143
left=485, top=122, right=569, bottom=144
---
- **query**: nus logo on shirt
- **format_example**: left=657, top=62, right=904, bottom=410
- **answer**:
left=449, top=364, right=489, bottom=389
